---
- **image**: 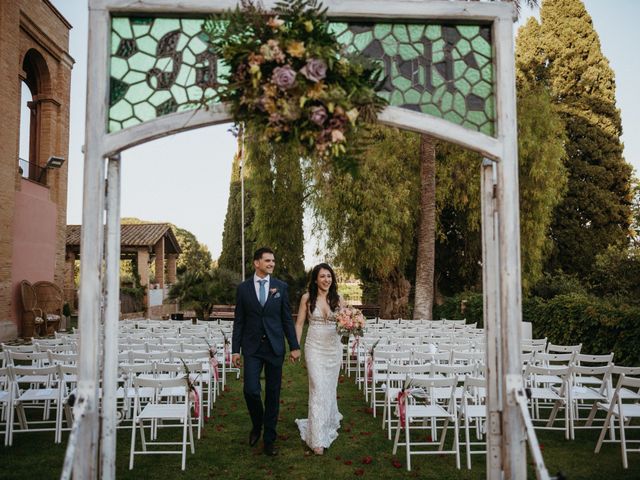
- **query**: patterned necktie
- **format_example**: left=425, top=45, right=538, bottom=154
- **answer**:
left=258, top=279, right=267, bottom=306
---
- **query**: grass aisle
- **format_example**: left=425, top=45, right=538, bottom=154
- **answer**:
left=3, top=346, right=640, bottom=478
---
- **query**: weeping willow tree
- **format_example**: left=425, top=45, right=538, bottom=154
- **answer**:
left=311, top=125, right=421, bottom=317
left=435, top=82, right=567, bottom=295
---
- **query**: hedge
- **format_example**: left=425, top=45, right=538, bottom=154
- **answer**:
left=434, top=292, right=640, bottom=366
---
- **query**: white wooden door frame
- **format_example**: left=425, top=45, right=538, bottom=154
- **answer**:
left=76, top=1, right=523, bottom=478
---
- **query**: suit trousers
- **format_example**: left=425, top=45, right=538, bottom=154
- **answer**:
left=243, top=337, right=284, bottom=445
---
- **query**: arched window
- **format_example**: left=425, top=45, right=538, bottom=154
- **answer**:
left=18, top=80, right=34, bottom=178
left=19, top=49, right=50, bottom=184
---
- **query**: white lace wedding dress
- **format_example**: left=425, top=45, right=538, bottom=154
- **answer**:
left=295, top=306, right=343, bottom=450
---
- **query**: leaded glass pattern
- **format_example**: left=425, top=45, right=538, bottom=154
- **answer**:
left=332, top=23, right=495, bottom=136
left=109, top=17, right=495, bottom=136
left=109, top=17, right=225, bottom=132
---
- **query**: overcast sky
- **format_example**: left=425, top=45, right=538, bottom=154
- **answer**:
left=49, top=0, right=640, bottom=268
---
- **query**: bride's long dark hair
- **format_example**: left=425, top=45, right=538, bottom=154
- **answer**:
left=308, top=263, right=340, bottom=314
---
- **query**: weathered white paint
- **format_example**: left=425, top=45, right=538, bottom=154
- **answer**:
left=76, top=3, right=110, bottom=479
left=78, top=2, right=524, bottom=479
left=98, top=0, right=516, bottom=22
left=494, top=14, right=526, bottom=480
left=481, top=158, right=503, bottom=479
left=100, top=155, right=121, bottom=480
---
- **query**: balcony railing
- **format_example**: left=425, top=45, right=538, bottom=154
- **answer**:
left=18, top=157, right=48, bottom=186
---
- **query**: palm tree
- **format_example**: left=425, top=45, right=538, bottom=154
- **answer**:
left=412, top=0, right=538, bottom=320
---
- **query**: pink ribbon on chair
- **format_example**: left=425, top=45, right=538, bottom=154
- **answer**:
left=351, top=336, right=360, bottom=359
left=209, top=353, right=220, bottom=383
left=396, top=389, right=409, bottom=426
left=224, top=343, right=231, bottom=366
left=367, top=355, right=373, bottom=384
left=189, top=387, right=200, bottom=419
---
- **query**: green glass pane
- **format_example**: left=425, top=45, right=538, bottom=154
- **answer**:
left=458, top=26, right=479, bottom=40
left=408, top=25, right=425, bottom=42
left=353, top=32, right=373, bottom=51
left=112, top=18, right=133, bottom=38
left=471, top=36, right=491, bottom=57
left=456, top=38, right=471, bottom=56
left=373, top=24, right=392, bottom=38
left=392, top=24, right=409, bottom=43
left=453, top=92, right=466, bottom=116
left=425, top=25, right=441, bottom=41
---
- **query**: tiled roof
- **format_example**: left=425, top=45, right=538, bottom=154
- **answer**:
left=66, top=224, right=181, bottom=254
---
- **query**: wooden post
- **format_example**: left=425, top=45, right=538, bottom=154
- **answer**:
left=481, top=158, right=503, bottom=479
left=75, top=3, right=109, bottom=478
left=154, top=237, right=165, bottom=288
left=494, top=14, right=526, bottom=479
left=100, top=155, right=121, bottom=479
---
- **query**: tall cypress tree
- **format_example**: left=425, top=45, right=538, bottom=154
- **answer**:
left=517, top=0, right=632, bottom=277
left=218, top=151, right=255, bottom=277
left=245, top=134, right=306, bottom=288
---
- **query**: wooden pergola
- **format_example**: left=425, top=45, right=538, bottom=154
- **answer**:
left=66, top=223, right=181, bottom=292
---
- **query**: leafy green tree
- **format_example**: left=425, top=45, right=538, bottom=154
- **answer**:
left=434, top=84, right=567, bottom=294
left=516, top=0, right=632, bottom=277
left=311, top=126, right=420, bottom=317
left=167, top=268, right=240, bottom=319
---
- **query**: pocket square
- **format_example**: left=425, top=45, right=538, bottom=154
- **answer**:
left=273, top=292, right=281, bottom=299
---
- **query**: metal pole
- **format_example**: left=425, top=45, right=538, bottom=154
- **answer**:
left=239, top=123, right=246, bottom=279
left=481, top=158, right=503, bottom=479
left=494, top=14, right=526, bottom=479
left=74, top=2, right=109, bottom=478
left=100, top=155, right=121, bottom=479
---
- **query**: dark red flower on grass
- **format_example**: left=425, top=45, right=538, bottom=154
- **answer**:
left=391, top=458, right=402, bottom=468
left=344, top=460, right=353, bottom=465
left=354, top=468, right=365, bottom=476
left=362, top=456, right=373, bottom=464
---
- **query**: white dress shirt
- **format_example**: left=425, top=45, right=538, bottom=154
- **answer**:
left=253, top=274, right=270, bottom=302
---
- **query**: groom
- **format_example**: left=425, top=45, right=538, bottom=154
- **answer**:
left=232, top=247, right=301, bottom=456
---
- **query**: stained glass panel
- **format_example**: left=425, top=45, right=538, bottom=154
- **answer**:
left=108, top=17, right=495, bottom=136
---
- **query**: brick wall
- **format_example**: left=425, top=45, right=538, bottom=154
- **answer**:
left=0, top=1, right=72, bottom=339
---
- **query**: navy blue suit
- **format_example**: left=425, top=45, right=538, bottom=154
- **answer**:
left=232, top=276, right=299, bottom=446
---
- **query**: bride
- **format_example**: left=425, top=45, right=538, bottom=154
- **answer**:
left=294, top=263, right=343, bottom=455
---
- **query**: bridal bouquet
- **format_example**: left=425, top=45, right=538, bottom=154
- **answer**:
left=204, top=0, right=386, bottom=165
left=335, top=306, right=365, bottom=338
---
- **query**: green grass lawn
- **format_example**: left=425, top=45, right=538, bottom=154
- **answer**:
left=3, top=347, right=640, bottom=479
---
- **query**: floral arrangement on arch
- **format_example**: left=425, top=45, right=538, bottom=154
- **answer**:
left=204, top=0, right=386, bottom=163
left=336, top=306, right=366, bottom=338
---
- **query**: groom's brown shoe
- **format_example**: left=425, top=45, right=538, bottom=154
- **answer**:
left=249, top=429, right=261, bottom=447
left=264, top=443, right=278, bottom=456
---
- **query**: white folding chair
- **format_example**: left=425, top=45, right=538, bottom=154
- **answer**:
left=392, top=376, right=460, bottom=471
left=129, top=376, right=195, bottom=471
left=595, top=375, right=640, bottom=468
left=0, top=366, right=15, bottom=446
left=459, top=376, right=487, bottom=469
left=525, top=364, right=572, bottom=439
left=8, top=365, right=63, bottom=443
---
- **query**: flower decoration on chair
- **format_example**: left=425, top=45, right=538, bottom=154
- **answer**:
left=204, top=0, right=386, bottom=165
left=336, top=306, right=365, bottom=338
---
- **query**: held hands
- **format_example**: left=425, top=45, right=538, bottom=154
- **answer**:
left=289, top=349, right=301, bottom=363
left=231, top=353, right=242, bottom=368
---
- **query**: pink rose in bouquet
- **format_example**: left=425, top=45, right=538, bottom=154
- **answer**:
left=335, top=306, right=365, bottom=338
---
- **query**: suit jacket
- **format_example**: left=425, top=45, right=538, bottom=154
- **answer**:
left=232, top=276, right=300, bottom=357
